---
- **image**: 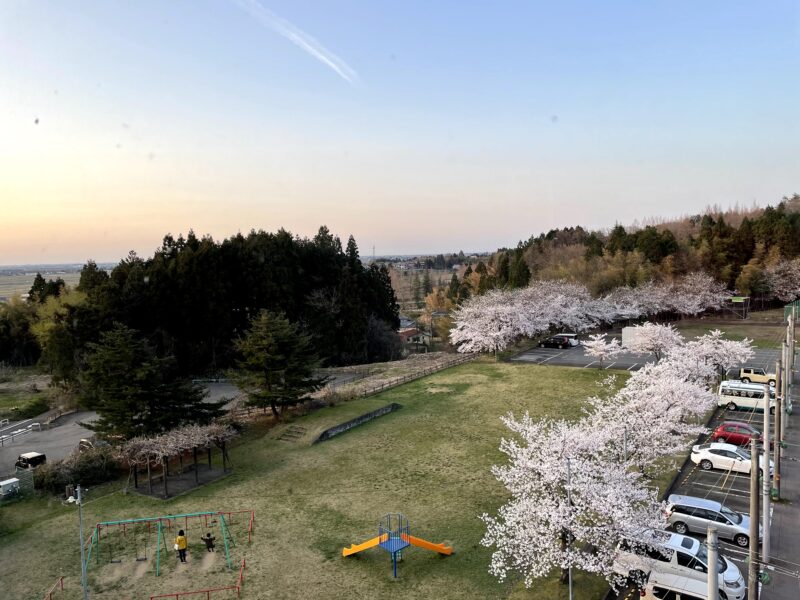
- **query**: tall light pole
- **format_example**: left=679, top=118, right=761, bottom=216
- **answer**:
left=761, top=386, right=771, bottom=564
left=76, top=485, right=89, bottom=600
left=566, top=458, right=573, bottom=600
left=707, top=527, right=719, bottom=600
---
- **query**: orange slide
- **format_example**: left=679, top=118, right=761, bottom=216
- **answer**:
left=342, top=535, right=384, bottom=557
left=404, top=535, right=453, bottom=555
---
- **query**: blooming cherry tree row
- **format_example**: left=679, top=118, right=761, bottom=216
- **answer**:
left=450, top=272, right=731, bottom=353
left=481, top=329, right=753, bottom=587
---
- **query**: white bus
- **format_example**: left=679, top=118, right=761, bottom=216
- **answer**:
left=717, top=380, right=776, bottom=413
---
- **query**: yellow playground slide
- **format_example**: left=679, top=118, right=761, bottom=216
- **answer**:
left=404, top=535, right=453, bottom=555
left=342, top=535, right=384, bottom=557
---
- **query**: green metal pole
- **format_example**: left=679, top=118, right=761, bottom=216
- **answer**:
left=156, top=520, right=162, bottom=576
left=85, top=526, right=97, bottom=567
left=220, top=515, right=233, bottom=570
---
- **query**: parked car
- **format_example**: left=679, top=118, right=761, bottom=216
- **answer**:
left=78, top=438, right=111, bottom=453
left=559, top=333, right=581, bottom=346
left=717, top=380, right=775, bottom=413
left=642, top=571, right=718, bottom=600
left=613, top=531, right=745, bottom=600
left=666, top=494, right=758, bottom=548
left=539, top=335, right=572, bottom=349
left=15, top=452, right=47, bottom=469
left=690, top=442, right=773, bottom=477
left=711, top=421, right=771, bottom=448
left=739, top=367, right=775, bottom=386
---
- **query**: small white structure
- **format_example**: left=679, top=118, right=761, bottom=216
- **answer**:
left=621, top=326, right=643, bottom=348
left=0, top=477, right=20, bottom=497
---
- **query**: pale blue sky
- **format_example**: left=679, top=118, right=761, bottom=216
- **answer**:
left=1, top=1, right=798, bottom=263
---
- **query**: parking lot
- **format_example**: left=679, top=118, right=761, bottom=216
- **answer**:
left=669, top=407, right=775, bottom=568
left=513, top=338, right=780, bottom=373
left=0, top=411, right=97, bottom=476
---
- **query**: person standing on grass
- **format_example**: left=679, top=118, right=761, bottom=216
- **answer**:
left=175, top=530, right=188, bottom=563
left=203, top=532, right=216, bottom=552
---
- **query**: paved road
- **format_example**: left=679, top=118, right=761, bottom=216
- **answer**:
left=0, top=411, right=97, bottom=475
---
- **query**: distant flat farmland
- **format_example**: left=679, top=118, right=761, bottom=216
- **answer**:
left=0, top=272, right=81, bottom=300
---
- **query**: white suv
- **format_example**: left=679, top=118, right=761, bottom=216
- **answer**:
left=613, top=531, right=745, bottom=600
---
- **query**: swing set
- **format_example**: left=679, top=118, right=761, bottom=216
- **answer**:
left=85, top=510, right=254, bottom=576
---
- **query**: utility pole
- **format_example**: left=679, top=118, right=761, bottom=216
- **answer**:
left=707, top=526, right=719, bottom=600
left=761, top=385, right=771, bottom=564
left=774, top=359, right=782, bottom=498
left=748, top=437, right=760, bottom=600
left=77, top=485, right=89, bottom=600
left=781, top=342, right=790, bottom=419
left=623, top=426, right=628, bottom=462
left=566, top=458, right=573, bottom=600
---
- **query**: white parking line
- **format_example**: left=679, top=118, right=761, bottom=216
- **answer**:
left=605, top=362, right=617, bottom=370
left=682, top=481, right=751, bottom=498
left=539, top=351, right=565, bottom=363
left=627, top=363, right=638, bottom=371
left=583, top=361, right=597, bottom=369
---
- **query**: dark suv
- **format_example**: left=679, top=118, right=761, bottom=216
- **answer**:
left=539, top=335, right=571, bottom=349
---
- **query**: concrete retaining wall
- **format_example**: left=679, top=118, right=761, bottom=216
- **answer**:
left=314, top=403, right=402, bottom=443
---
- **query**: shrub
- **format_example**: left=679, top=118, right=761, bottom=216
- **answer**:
left=34, top=447, right=119, bottom=495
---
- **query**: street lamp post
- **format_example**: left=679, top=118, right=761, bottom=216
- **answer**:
left=75, top=485, right=89, bottom=600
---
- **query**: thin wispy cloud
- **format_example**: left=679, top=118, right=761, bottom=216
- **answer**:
left=231, top=0, right=360, bottom=85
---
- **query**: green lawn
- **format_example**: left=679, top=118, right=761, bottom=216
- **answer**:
left=667, top=307, right=788, bottom=349
left=0, top=362, right=631, bottom=600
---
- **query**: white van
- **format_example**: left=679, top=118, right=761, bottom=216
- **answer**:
left=717, top=380, right=776, bottom=413
left=613, top=532, right=745, bottom=600
left=643, top=572, right=714, bottom=600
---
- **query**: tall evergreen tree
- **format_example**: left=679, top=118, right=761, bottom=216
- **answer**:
left=496, top=254, right=510, bottom=287
left=232, top=310, right=324, bottom=419
left=422, top=270, right=433, bottom=294
left=80, top=323, right=222, bottom=438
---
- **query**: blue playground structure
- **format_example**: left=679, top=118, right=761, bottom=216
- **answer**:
left=379, top=513, right=411, bottom=578
left=342, top=513, right=453, bottom=578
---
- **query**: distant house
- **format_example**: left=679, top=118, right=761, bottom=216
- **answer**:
left=399, top=315, right=416, bottom=329
left=398, top=327, right=431, bottom=350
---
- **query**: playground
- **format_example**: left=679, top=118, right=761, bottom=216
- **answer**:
left=0, top=361, right=623, bottom=599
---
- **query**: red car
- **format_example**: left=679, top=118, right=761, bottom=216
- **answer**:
left=711, top=421, right=765, bottom=447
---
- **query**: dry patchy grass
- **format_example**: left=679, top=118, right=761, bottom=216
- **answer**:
left=0, top=362, right=627, bottom=600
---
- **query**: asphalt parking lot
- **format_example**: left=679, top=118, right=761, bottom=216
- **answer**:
left=0, top=411, right=97, bottom=476
left=669, top=407, right=774, bottom=568
left=512, top=339, right=780, bottom=373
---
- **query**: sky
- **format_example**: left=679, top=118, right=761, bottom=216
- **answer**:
left=1, top=1, right=798, bottom=264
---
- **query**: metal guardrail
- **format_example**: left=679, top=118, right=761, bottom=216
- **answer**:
left=358, top=354, right=476, bottom=398
left=42, top=576, right=64, bottom=600
left=149, top=558, right=246, bottom=599
left=227, top=354, right=476, bottom=420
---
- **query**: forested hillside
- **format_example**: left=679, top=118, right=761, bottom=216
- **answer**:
left=453, top=194, right=800, bottom=300
left=0, top=227, right=399, bottom=376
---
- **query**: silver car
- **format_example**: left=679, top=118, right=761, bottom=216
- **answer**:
left=667, top=494, right=758, bottom=548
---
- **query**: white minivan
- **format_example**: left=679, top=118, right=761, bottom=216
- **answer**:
left=613, top=532, right=745, bottom=600
left=717, top=380, right=775, bottom=413
left=643, top=572, right=714, bottom=600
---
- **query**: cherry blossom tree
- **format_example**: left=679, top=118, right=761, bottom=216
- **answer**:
left=765, top=259, right=800, bottom=302
left=583, top=333, right=622, bottom=369
left=481, top=414, right=665, bottom=588
left=450, top=272, right=732, bottom=354
left=667, top=272, right=731, bottom=316
left=622, top=322, right=683, bottom=362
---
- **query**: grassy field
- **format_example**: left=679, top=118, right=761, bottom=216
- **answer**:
left=0, top=272, right=82, bottom=299
left=0, top=369, right=52, bottom=419
left=0, top=362, right=630, bottom=600
left=675, top=308, right=787, bottom=349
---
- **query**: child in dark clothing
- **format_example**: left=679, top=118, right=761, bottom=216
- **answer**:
left=203, top=532, right=216, bottom=552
